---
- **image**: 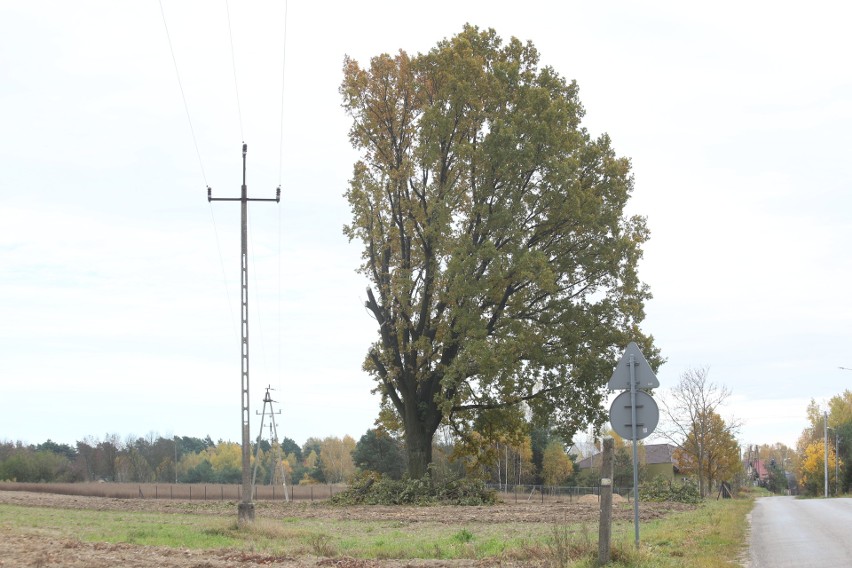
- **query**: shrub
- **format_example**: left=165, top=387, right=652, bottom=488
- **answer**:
left=640, top=477, right=701, bottom=504
left=330, top=470, right=496, bottom=506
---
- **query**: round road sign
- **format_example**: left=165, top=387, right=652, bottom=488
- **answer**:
left=609, top=390, right=659, bottom=440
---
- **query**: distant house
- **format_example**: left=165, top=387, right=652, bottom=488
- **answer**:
left=745, top=458, right=796, bottom=494
left=746, top=459, right=770, bottom=483
left=644, top=444, right=682, bottom=480
left=577, top=443, right=682, bottom=481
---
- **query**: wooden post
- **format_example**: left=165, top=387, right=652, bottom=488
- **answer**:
left=598, top=437, right=614, bottom=566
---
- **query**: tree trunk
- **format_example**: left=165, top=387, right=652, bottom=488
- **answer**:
left=496, top=442, right=502, bottom=489
left=706, top=454, right=715, bottom=496
left=404, top=420, right=435, bottom=479
left=396, top=371, right=444, bottom=479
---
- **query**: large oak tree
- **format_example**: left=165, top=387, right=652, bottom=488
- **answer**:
left=341, top=25, right=656, bottom=478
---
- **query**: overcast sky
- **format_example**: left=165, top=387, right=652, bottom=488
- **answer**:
left=1, top=1, right=850, bottom=452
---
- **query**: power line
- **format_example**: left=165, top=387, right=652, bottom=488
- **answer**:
left=222, top=1, right=274, bottom=381
left=159, top=1, right=241, bottom=344
left=278, top=184, right=283, bottom=395
left=248, top=209, right=270, bottom=377
left=158, top=0, right=208, bottom=187
left=224, top=0, right=245, bottom=142
left=208, top=205, right=239, bottom=341
left=160, top=1, right=289, bottom=440
left=278, top=0, right=289, bottom=186
left=275, top=0, right=289, bottom=397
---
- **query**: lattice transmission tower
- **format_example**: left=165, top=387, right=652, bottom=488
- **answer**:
left=252, top=385, right=289, bottom=501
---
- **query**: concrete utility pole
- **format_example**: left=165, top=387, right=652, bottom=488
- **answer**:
left=824, top=411, right=829, bottom=499
left=208, top=143, right=280, bottom=524
left=598, top=437, right=614, bottom=566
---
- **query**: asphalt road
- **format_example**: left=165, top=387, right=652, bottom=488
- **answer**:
left=748, top=496, right=852, bottom=567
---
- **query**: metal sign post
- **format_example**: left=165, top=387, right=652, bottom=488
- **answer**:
left=608, top=342, right=659, bottom=549
left=629, top=354, right=640, bottom=547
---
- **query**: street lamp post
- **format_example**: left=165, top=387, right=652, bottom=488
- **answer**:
left=825, top=372, right=850, bottom=496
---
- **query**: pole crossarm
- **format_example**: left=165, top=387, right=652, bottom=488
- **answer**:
left=209, top=196, right=280, bottom=202
left=207, top=143, right=280, bottom=524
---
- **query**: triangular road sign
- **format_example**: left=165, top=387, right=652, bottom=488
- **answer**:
left=607, top=341, right=659, bottom=390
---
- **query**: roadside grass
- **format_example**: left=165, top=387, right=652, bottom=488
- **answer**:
left=627, top=492, right=754, bottom=567
left=0, top=491, right=757, bottom=565
left=541, top=490, right=756, bottom=567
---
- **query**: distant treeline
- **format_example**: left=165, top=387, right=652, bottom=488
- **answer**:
left=0, top=434, right=360, bottom=486
left=0, top=426, right=587, bottom=487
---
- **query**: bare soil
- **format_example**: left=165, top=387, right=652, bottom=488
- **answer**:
left=0, top=490, right=693, bottom=567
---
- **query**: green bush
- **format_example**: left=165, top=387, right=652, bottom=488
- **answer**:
left=0, top=450, right=72, bottom=483
left=330, top=470, right=496, bottom=506
left=640, top=477, right=701, bottom=504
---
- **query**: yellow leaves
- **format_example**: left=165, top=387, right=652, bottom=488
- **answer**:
left=207, top=441, right=242, bottom=472
left=319, top=436, right=357, bottom=484
left=453, top=430, right=535, bottom=481
left=375, top=402, right=404, bottom=435
left=541, top=441, right=573, bottom=486
left=177, top=449, right=207, bottom=475
left=601, top=427, right=627, bottom=450
left=341, top=50, right=418, bottom=163
left=676, top=411, right=741, bottom=485
left=517, top=436, right=534, bottom=465
left=672, top=446, right=694, bottom=475
left=828, top=390, right=852, bottom=427
left=303, top=450, right=318, bottom=470
left=800, top=440, right=839, bottom=483
left=175, top=441, right=256, bottom=481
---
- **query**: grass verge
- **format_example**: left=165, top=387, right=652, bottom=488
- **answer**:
left=533, top=494, right=755, bottom=567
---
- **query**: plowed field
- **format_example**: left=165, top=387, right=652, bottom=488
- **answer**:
left=0, top=490, right=693, bottom=567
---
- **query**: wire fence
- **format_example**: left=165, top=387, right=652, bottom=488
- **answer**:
left=3, top=481, right=640, bottom=504
left=486, top=484, right=635, bottom=503
left=1, top=482, right=343, bottom=502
